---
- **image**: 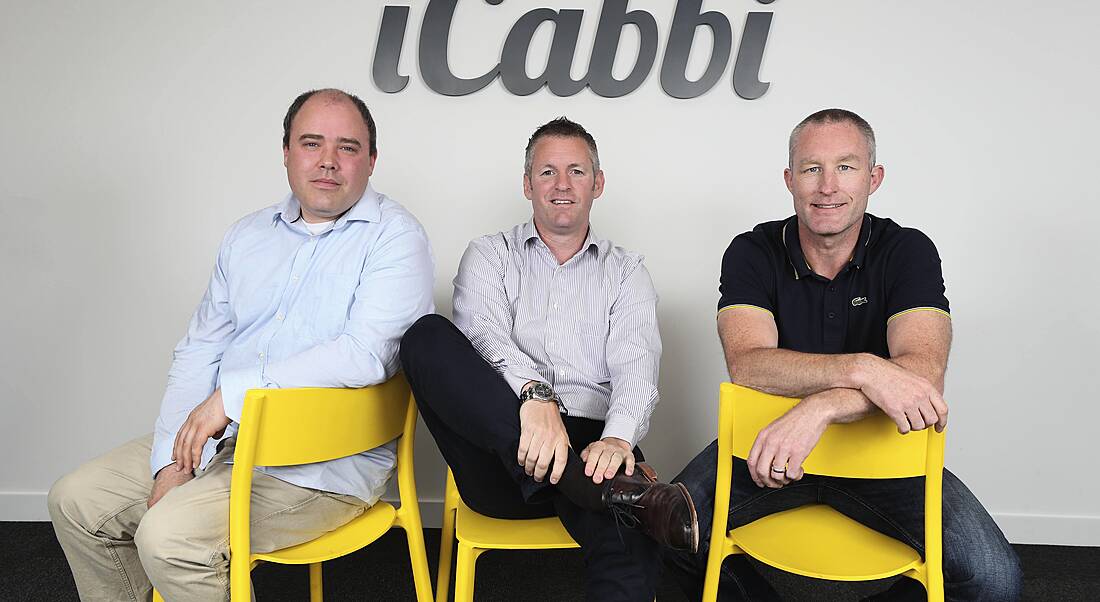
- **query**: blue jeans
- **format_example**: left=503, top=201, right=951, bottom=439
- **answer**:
left=663, top=439, right=1023, bottom=601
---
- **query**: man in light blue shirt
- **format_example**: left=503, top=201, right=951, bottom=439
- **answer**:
left=48, top=88, right=434, bottom=601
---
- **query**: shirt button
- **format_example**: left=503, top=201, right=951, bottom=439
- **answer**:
left=276, top=313, right=284, bottom=321
left=258, top=352, right=265, bottom=359
left=827, top=312, right=836, bottom=319
left=829, top=285, right=837, bottom=292
left=292, top=276, right=300, bottom=282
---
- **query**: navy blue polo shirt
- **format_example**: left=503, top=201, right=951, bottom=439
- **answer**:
left=717, top=214, right=950, bottom=358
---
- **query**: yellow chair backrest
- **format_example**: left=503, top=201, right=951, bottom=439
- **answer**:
left=722, top=382, right=943, bottom=479
left=704, top=382, right=946, bottom=602
left=226, top=374, right=432, bottom=602
left=241, top=376, right=410, bottom=468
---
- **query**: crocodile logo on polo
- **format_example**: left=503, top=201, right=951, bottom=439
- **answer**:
left=851, top=297, right=869, bottom=307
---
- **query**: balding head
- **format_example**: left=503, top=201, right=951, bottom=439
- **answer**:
left=282, top=88, right=377, bottom=156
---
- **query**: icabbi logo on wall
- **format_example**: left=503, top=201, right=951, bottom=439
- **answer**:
left=373, top=0, right=775, bottom=99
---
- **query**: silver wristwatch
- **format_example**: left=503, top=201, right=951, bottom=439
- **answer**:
left=519, top=382, right=568, bottom=415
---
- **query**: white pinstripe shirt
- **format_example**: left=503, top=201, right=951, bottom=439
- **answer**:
left=452, top=221, right=661, bottom=447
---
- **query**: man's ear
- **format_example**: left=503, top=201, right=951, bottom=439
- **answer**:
left=869, top=164, right=885, bottom=195
left=592, top=170, right=605, bottom=199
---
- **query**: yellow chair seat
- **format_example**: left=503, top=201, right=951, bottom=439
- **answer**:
left=253, top=502, right=399, bottom=565
left=436, top=469, right=580, bottom=601
left=454, top=502, right=579, bottom=551
left=730, top=504, right=921, bottom=581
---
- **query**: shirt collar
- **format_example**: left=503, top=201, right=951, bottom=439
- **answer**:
left=273, top=185, right=383, bottom=228
left=782, top=214, right=874, bottom=280
left=522, top=220, right=602, bottom=261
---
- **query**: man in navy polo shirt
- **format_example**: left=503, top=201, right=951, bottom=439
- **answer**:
left=664, top=109, right=1022, bottom=601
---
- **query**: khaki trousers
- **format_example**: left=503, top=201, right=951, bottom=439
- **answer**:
left=48, top=434, right=368, bottom=601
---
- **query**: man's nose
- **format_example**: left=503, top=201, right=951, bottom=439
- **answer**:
left=319, top=147, right=339, bottom=171
left=819, top=169, right=838, bottom=194
left=554, top=172, right=571, bottom=190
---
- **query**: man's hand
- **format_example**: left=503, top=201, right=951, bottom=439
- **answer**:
left=148, top=463, right=193, bottom=508
left=517, top=397, right=570, bottom=484
left=172, top=388, right=230, bottom=474
left=857, top=355, right=948, bottom=434
left=746, top=394, right=831, bottom=488
left=580, top=437, right=634, bottom=485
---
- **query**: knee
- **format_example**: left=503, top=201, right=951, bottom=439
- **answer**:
left=134, top=504, right=191, bottom=575
left=970, top=547, right=1023, bottom=601
left=946, top=534, right=1023, bottom=601
left=399, top=313, right=451, bottom=368
left=47, top=466, right=95, bottom=525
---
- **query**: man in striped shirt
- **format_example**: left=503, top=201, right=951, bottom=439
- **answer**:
left=401, top=118, right=697, bottom=600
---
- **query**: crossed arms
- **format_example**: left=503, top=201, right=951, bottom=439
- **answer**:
left=718, top=306, right=952, bottom=488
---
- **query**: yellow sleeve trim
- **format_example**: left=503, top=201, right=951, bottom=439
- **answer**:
left=887, top=307, right=951, bottom=323
left=717, top=304, right=774, bottom=318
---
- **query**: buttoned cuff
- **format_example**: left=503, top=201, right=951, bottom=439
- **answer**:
left=503, top=367, right=545, bottom=398
left=150, top=432, right=226, bottom=477
left=600, top=414, right=640, bottom=449
left=150, top=445, right=176, bottom=479
left=218, top=365, right=272, bottom=423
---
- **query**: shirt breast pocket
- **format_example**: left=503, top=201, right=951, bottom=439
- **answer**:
left=304, top=273, right=360, bottom=342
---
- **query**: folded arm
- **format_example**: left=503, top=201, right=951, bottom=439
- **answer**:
left=231, top=224, right=435, bottom=414
left=720, top=306, right=951, bottom=487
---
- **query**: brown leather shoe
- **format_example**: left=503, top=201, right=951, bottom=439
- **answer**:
left=602, top=465, right=699, bottom=553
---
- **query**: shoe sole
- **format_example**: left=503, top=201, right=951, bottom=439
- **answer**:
left=675, top=481, right=700, bottom=555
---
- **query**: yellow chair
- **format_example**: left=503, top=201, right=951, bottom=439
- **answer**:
left=435, top=468, right=579, bottom=601
left=154, top=375, right=434, bottom=601
left=703, top=382, right=945, bottom=602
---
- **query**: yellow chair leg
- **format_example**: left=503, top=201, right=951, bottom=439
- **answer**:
left=453, top=543, right=481, bottom=602
left=436, top=506, right=457, bottom=601
left=152, top=589, right=165, bottom=602
left=403, top=524, right=435, bottom=602
left=309, top=562, right=323, bottom=602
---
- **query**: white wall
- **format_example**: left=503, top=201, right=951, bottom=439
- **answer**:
left=2, top=0, right=1097, bottom=545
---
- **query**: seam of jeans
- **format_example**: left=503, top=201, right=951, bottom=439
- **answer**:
left=90, top=498, right=148, bottom=535
left=104, top=540, right=139, bottom=602
left=718, top=555, right=753, bottom=599
left=207, top=491, right=330, bottom=568
left=728, top=480, right=816, bottom=515
left=818, top=482, right=925, bottom=552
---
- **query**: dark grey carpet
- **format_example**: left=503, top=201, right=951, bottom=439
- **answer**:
left=2, top=522, right=1096, bottom=600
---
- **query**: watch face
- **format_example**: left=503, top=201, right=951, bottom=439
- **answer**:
left=532, top=382, right=554, bottom=399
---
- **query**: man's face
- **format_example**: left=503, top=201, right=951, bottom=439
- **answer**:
left=283, top=95, right=376, bottom=223
left=784, top=121, right=883, bottom=240
left=523, top=135, right=604, bottom=238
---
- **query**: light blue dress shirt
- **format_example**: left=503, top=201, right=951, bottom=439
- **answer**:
left=150, top=186, right=435, bottom=503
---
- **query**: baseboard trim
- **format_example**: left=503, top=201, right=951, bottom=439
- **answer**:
left=5, top=491, right=1097, bottom=546
left=1, top=492, right=50, bottom=521
left=993, top=512, right=1100, bottom=546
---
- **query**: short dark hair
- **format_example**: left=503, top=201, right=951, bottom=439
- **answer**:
left=524, top=117, right=600, bottom=176
left=789, top=108, right=876, bottom=167
left=282, top=88, right=377, bottom=156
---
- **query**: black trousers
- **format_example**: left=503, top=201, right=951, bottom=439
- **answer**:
left=401, top=314, right=661, bottom=601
